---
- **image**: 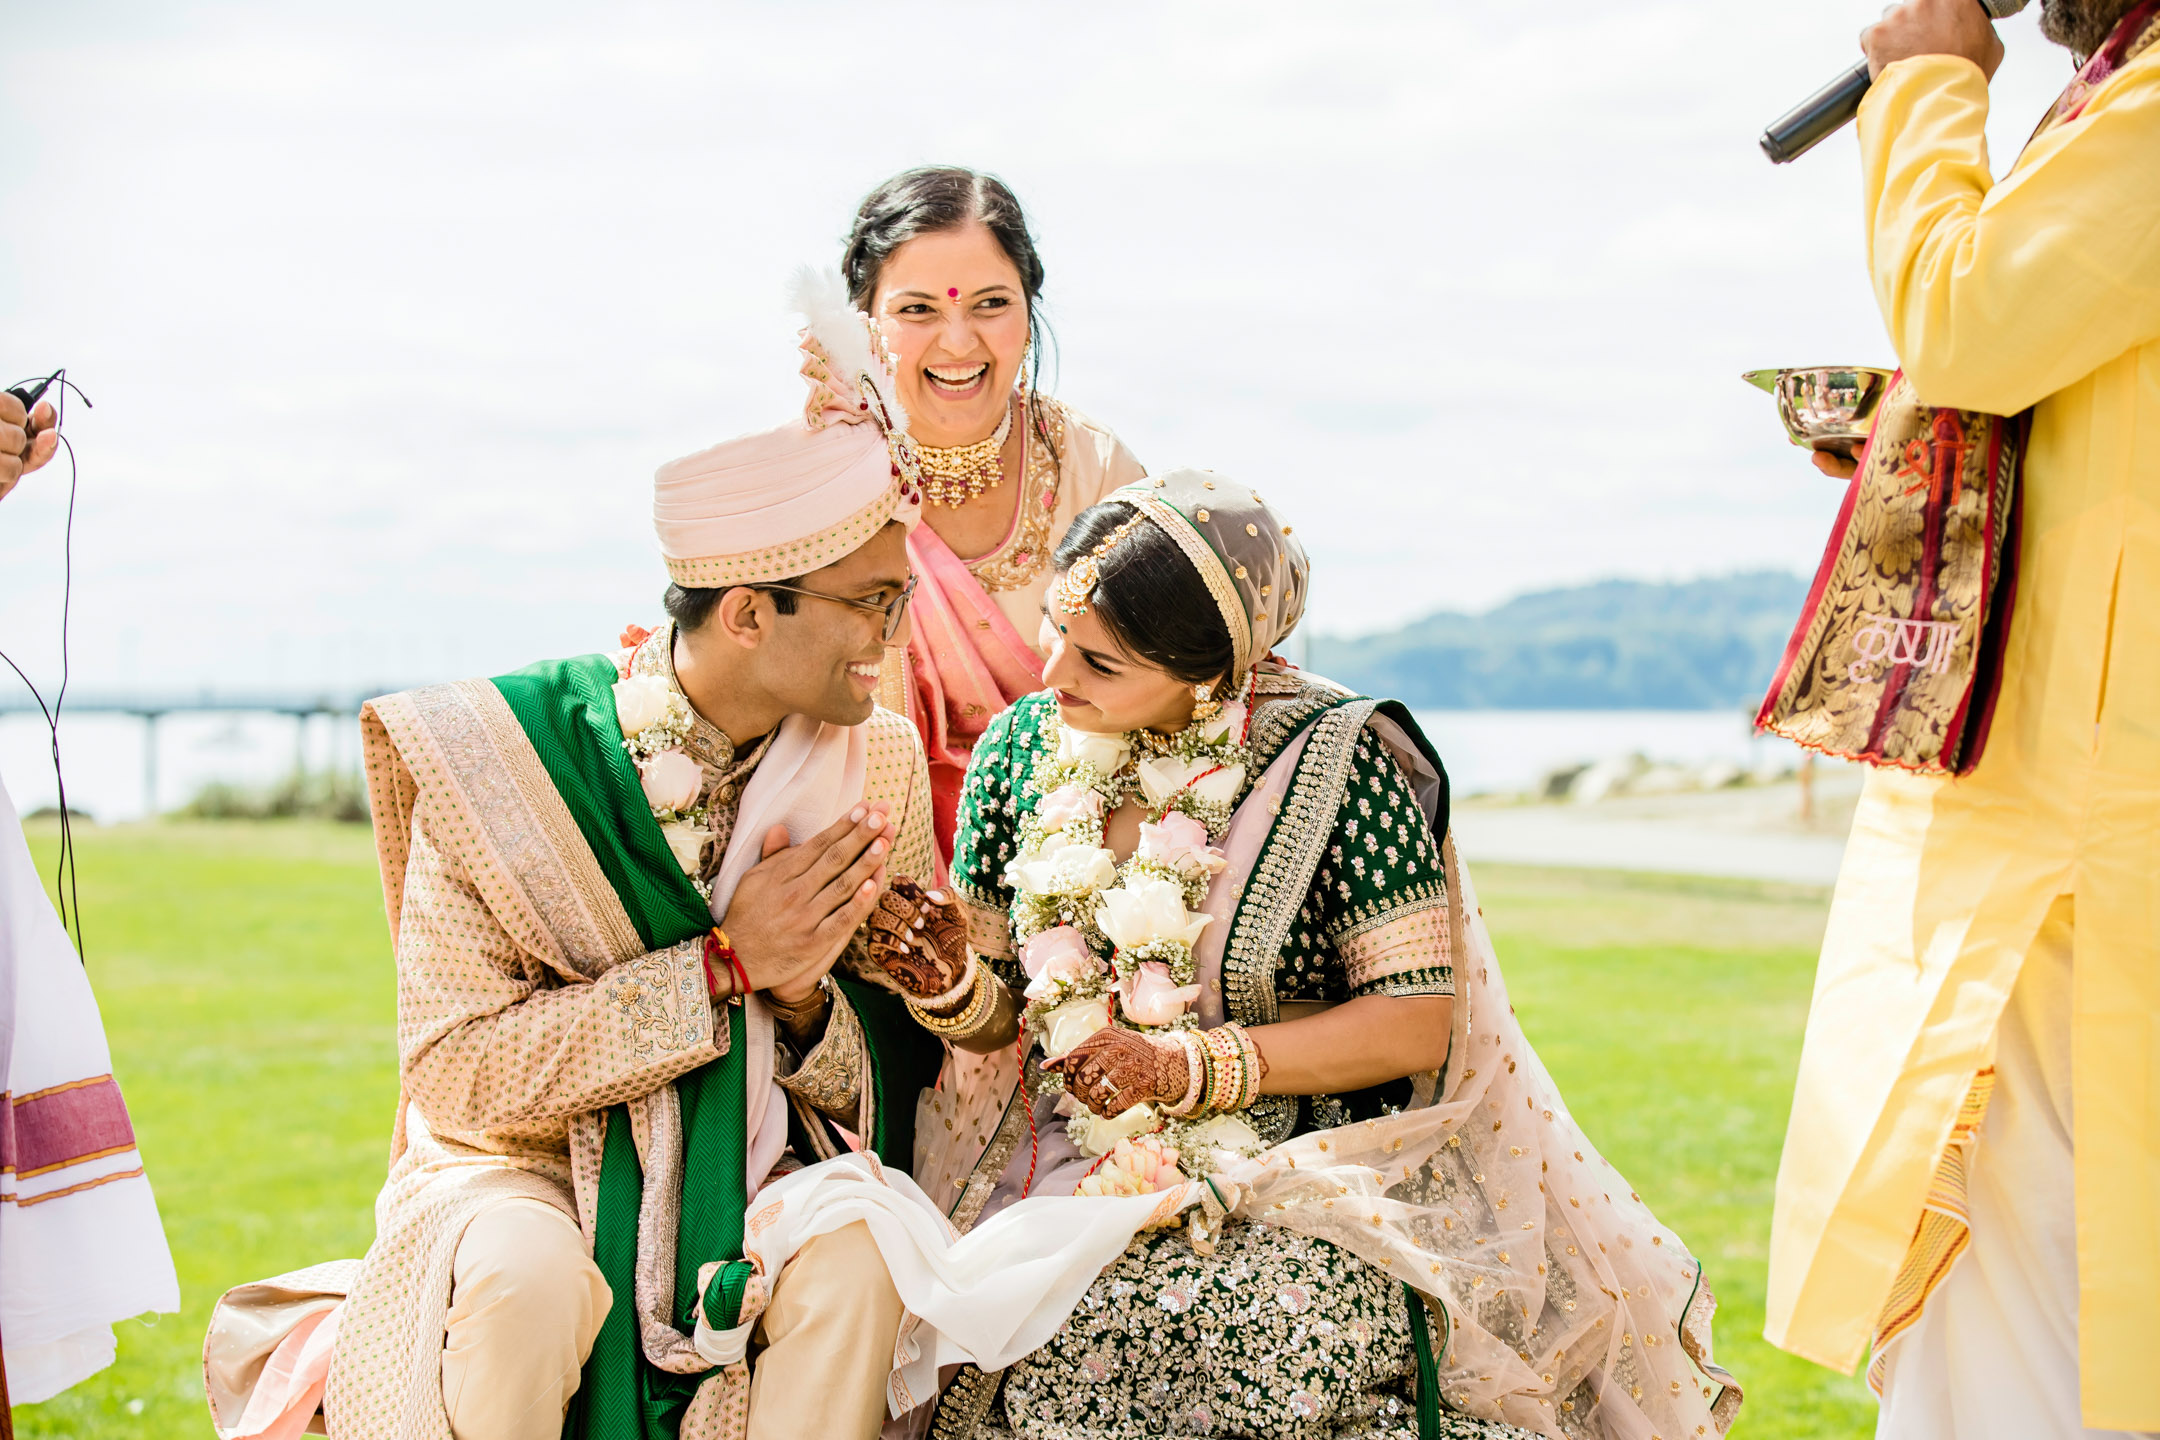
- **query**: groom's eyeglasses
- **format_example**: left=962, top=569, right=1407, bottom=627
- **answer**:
left=756, top=574, right=918, bottom=644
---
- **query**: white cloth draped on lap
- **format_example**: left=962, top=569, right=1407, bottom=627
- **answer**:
left=692, top=1150, right=1185, bottom=1419
left=0, top=775, right=178, bottom=1401
left=700, top=851, right=1739, bottom=1440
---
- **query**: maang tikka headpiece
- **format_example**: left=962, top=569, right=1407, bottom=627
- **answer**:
left=1048, top=511, right=1148, bottom=616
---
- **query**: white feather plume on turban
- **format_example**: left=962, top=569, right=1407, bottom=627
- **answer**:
left=652, top=268, right=922, bottom=589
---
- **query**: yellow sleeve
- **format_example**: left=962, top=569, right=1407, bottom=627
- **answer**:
left=1858, top=52, right=2160, bottom=415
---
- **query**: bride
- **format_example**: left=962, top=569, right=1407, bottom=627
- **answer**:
left=894, top=471, right=1743, bottom=1439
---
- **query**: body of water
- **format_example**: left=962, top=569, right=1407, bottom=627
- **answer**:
left=0, top=711, right=359, bottom=822
left=1412, top=709, right=1803, bottom=797
left=2, top=705, right=1799, bottom=823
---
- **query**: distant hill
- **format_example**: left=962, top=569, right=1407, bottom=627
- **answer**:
left=1307, top=571, right=1809, bottom=710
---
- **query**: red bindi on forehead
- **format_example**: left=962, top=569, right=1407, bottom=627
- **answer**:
left=947, top=287, right=959, bottom=299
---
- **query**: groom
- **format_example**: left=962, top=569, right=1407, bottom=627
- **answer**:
left=319, top=376, right=955, bottom=1440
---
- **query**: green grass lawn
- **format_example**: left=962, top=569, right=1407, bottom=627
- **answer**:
left=17, top=821, right=1874, bottom=1438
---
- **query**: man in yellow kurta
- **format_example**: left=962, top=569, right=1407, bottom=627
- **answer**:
left=1766, top=1, right=2160, bottom=1434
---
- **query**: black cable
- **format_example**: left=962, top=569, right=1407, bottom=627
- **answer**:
left=1, top=371, right=94, bottom=960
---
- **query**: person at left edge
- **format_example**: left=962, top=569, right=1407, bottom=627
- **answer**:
left=200, top=280, right=971, bottom=1440
left=0, top=385, right=58, bottom=499
left=0, top=386, right=180, bottom=1401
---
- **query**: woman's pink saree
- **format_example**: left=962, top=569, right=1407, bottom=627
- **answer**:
left=897, top=524, right=1044, bottom=861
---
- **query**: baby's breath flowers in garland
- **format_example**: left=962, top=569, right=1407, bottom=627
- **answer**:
left=612, top=650, right=714, bottom=891
left=1001, top=679, right=1272, bottom=1190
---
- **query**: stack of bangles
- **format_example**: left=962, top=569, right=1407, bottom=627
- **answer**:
left=905, top=955, right=997, bottom=1039
left=1165, top=1023, right=1266, bottom=1117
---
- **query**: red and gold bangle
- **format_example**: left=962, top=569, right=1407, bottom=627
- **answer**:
left=1194, top=1023, right=1264, bottom=1114
left=1198, top=1026, right=1243, bottom=1113
left=1199, top=1027, right=1231, bottom=1113
left=1222, top=1026, right=1254, bottom=1112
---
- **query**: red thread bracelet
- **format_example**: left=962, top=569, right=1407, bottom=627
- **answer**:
left=700, top=931, right=725, bottom=997
left=705, top=929, right=750, bottom=1002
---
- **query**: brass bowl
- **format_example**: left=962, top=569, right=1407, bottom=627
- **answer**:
left=1741, top=366, right=1895, bottom=450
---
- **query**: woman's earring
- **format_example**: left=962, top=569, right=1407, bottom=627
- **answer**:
left=1017, top=334, right=1033, bottom=399
left=1192, top=681, right=1222, bottom=724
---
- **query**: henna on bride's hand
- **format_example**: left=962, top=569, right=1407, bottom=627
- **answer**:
left=1050, top=1027, right=1185, bottom=1116
left=866, top=878, right=968, bottom=998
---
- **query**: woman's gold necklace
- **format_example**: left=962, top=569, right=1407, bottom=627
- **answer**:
left=915, top=398, right=1014, bottom=508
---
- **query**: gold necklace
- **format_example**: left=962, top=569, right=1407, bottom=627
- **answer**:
left=915, top=400, right=1013, bottom=507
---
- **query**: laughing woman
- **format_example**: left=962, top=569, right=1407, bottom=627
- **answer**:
left=841, top=167, right=1145, bottom=863
left=913, top=474, right=1741, bottom=1440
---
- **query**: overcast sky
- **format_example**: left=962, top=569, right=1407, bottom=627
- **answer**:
left=0, top=0, right=2074, bottom=697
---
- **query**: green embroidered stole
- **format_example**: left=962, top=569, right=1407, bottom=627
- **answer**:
left=489, top=654, right=937, bottom=1440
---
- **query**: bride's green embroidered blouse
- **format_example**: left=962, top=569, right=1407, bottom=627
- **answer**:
left=953, top=691, right=1454, bottom=1010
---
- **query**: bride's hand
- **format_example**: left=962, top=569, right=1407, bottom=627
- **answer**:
left=865, top=878, right=969, bottom=999
left=1049, top=1027, right=1190, bottom=1116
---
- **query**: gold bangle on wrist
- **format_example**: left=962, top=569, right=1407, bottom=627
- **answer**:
left=1198, top=1028, right=1226, bottom=1113
left=908, top=966, right=996, bottom=1038
left=1230, top=1024, right=1265, bottom=1109
left=1199, top=1026, right=1242, bottom=1113
left=1223, top=1027, right=1252, bottom=1112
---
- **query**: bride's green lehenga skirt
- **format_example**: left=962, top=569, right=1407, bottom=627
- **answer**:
left=960, top=1223, right=1539, bottom=1440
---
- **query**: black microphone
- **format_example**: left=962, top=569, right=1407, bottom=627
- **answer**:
left=6, top=371, right=62, bottom=410
left=1760, top=0, right=2028, bottom=163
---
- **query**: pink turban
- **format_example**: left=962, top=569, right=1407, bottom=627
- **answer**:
left=654, top=269, right=923, bottom=588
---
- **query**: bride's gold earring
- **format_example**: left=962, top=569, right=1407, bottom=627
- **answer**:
left=1192, top=681, right=1222, bottom=724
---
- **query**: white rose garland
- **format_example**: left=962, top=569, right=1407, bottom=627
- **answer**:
left=1004, top=681, right=1269, bottom=1182
left=612, top=668, right=712, bottom=881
